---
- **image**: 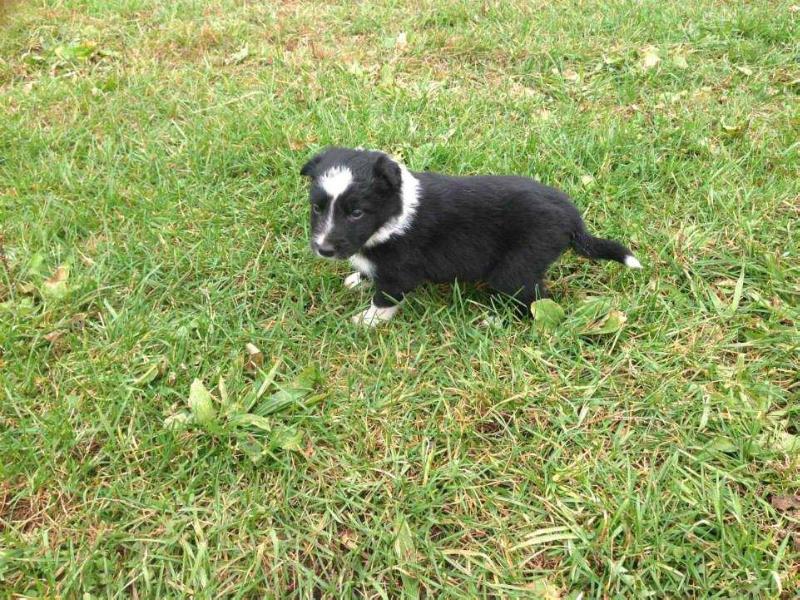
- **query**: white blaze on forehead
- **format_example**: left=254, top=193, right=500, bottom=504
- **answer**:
left=318, top=166, right=353, bottom=200
left=314, top=165, right=354, bottom=246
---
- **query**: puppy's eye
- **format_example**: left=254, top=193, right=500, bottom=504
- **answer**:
left=348, top=209, right=364, bottom=220
left=312, top=204, right=323, bottom=215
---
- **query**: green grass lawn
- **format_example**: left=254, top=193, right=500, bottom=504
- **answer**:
left=1, top=0, right=799, bottom=596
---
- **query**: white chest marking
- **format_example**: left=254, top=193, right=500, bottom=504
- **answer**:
left=349, top=253, right=376, bottom=278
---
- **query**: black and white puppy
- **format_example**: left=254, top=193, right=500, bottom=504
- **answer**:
left=301, top=147, right=641, bottom=326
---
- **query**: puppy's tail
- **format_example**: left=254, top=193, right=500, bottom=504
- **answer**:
left=571, top=227, right=642, bottom=269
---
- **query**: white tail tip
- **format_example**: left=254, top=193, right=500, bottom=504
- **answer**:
left=624, top=255, right=642, bottom=269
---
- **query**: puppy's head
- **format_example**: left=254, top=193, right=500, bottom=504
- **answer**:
left=300, top=147, right=404, bottom=259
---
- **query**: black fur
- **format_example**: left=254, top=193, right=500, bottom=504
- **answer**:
left=301, top=147, right=639, bottom=315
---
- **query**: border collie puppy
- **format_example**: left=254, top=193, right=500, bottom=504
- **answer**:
left=301, top=147, right=641, bottom=326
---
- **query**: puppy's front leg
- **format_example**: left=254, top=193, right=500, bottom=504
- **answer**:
left=352, top=287, right=405, bottom=327
left=344, top=272, right=368, bottom=289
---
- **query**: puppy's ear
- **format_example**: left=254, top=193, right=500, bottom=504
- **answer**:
left=372, top=154, right=402, bottom=190
left=300, top=152, right=324, bottom=178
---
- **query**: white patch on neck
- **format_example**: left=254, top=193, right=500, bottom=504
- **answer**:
left=349, top=253, right=375, bottom=278
left=364, top=164, right=420, bottom=248
left=315, top=166, right=353, bottom=246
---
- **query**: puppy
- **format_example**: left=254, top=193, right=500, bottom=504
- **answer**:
left=301, top=147, right=641, bottom=326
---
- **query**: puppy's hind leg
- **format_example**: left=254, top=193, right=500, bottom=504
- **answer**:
left=487, top=254, right=552, bottom=316
left=497, top=276, right=549, bottom=316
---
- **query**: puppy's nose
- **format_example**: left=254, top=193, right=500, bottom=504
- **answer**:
left=316, top=241, right=336, bottom=257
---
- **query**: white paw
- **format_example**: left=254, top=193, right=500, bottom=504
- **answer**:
left=344, top=272, right=366, bottom=289
left=351, top=303, right=399, bottom=327
left=624, top=255, right=643, bottom=269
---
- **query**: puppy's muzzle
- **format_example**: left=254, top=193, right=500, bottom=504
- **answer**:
left=312, top=239, right=337, bottom=258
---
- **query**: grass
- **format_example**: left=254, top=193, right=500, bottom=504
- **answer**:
left=1, top=0, right=799, bottom=596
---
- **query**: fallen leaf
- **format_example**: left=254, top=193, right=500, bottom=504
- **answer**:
left=45, top=265, right=69, bottom=284
left=96, top=48, right=119, bottom=60
left=288, top=137, right=317, bottom=151
left=244, top=360, right=324, bottom=415
left=244, top=358, right=283, bottom=411
left=580, top=174, right=595, bottom=187
left=270, top=426, right=303, bottom=452
left=480, top=315, right=504, bottom=329
left=238, top=436, right=268, bottom=464
left=133, top=357, right=168, bottom=386
left=772, top=432, right=800, bottom=454
left=164, top=411, right=193, bottom=431
left=530, top=299, right=565, bottom=332
left=562, top=69, right=580, bottom=82
left=188, top=379, right=218, bottom=428
left=309, top=41, right=328, bottom=60
left=230, top=413, right=273, bottom=431
left=0, top=298, right=35, bottom=316
left=236, top=425, right=305, bottom=463
left=512, top=526, right=579, bottom=551
left=69, top=313, right=89, bottom=331
left=245, top=342, right=263, bottom=372
left=706, top=436, right=737, bottom=453
left=55, top=41, right=97, bottom=61
left=393, top=515, right=417, bottom=564
left=227, top=46, right=249, bottom=65
left=523, top=579, right=562, bottom=600
left=735, top=65, right=753, bottom=76
left=725, top=267, right=745, bottom=316
left=346, top=61, right=365, bottom=75
left=379, top=63, right=395, bottom=87
left=44, top=330, right=64, bottom=343
left=640, top=46, right=660, bottom=70
left=303, top=440, right=315, bottom=458
left=770, top=494, right=800, bottom=512
left=572, top=297, right=613, bottom=324
left=720, top=119, right=748, bottom=137
left=341, top=529, right=358, bottom=550
left=578, top=310, right=627, bottom=336
left=294, top=364, right=322, bottom=389
left=17, top=282, right=36, bottom=295
left=256, top=364, right=324, bottom=416
left=42, top=265, right=70, bottom=299
left=672, top=55, right=688, bottom=69
left=28, top=253, right=45, bottom=276
left=395, top=31, right=408, bottom=50
left=218, top=376, right=229, bottom=406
